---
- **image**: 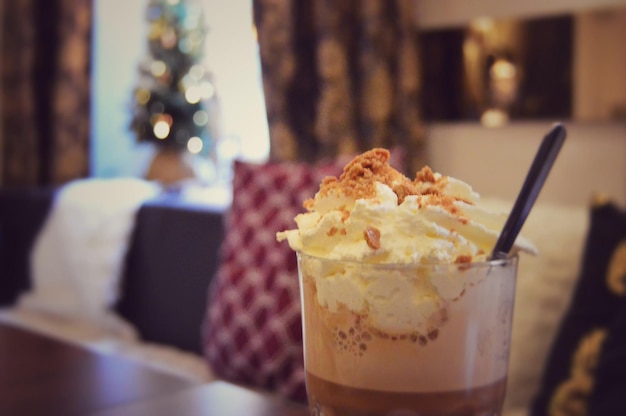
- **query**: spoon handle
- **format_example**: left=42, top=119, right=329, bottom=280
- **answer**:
left=491, top=123, right=567, bottom=259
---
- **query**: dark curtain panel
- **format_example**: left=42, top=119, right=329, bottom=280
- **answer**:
left=253, top=0, right=426, bottom=174
left=0, top=0, right=92, bottom=187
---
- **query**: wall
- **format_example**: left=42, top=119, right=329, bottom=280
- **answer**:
left=91, top=0, right=151, bottom=178
left=574, top=9, right=626, bottom=120
left=428, top=122, right=626, bottom=207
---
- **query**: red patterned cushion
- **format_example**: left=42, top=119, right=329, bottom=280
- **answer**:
left=202, top=160, right=342, bottom=402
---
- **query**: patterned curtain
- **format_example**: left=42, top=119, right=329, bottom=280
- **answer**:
left=0, top=0, right=92, bottom=187
left=253, top=0, right=426, bottom=173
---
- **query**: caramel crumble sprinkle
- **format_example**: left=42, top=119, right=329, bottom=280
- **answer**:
left=327, top=227, right=338, bottom=236
left=415, top=166, right=436, bottom=183
left=315, top=149, right=413, bottom=204
left=307, top=148, right=473, bottom=221
left=364, top=226, right=381, bottom=250
left=455, top=254, right=473, bottom=264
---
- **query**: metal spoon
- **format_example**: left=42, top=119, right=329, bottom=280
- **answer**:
left=491, top=123, right=567, bottom=260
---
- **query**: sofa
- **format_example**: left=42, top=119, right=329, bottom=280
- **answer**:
left=0, top=186, right=226, bottom=382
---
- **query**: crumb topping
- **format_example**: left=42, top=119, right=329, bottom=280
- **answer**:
left=306, top=148, right=473, bottom=221
left=326, top=226, right=349, bottom=237
left=313, top=149, right=413, bottom=204
left=340, top=207, right=350, bottom=222
left=364, top=226, right=381, bottom=250
left=454, top=254, right=473, bottom=264
left=415, top=166, right=436, bottom=183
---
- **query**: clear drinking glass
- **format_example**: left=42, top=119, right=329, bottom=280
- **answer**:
left=297, top=252, right=518, bottom=416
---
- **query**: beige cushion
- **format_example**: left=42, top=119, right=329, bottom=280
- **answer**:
left=479, top=198, right=589, bottom=414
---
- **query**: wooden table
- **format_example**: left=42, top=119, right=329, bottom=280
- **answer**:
left=0, top=323, right=193, bottom=415
left=0, top=323, right=309, bottom=416
left=92, top=381, right=309, bottom=416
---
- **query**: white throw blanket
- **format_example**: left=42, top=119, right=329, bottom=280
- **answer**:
left=19, top=178, right=161, bottom=338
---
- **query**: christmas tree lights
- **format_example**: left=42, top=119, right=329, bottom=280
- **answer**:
left=130, top=0, right=216, bottom=157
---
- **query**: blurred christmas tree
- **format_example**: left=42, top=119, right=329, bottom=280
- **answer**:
left=130, top=0, right=218, bottom=182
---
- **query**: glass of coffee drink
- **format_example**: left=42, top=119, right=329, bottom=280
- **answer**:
left=298, top=252, right=518, bottom=416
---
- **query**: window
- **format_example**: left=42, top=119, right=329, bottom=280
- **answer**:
left=91, top=0, right=269, bottom=181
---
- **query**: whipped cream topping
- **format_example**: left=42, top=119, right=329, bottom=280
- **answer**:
left=278, top=148, right=535, bottom=335
left=299, top=254, right=511, bottom=334
left=277, top=148, right=537, bottom=264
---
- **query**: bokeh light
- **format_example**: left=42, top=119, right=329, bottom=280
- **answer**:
left=480, top=108, right=509, bottom=127
left=199, top=81, right=215, bottom=99
left=153, top=120, right=171, bottom=139
left=135, top=89, right=151, bottom=105
left=193, top=110, right=209, bottom=126
left=189, top=64, right=205, bottom=80
left=179, top=38, right=191, bottom=53
left=187, top=136, right=203, bottom=154
left=185, top=86, right=201, bottom=104
left=150, top=60, right=167, bottom=77
left=491, top=59, right=516, bottom=80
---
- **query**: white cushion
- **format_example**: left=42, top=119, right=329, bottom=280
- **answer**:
left=20, top=178, right=159, bottom=336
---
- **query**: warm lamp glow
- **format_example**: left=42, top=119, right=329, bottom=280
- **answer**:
left=491, top=59, right=516, bottom=80
left=480, top=108, right=509, bottom=127
left=470, top=17, right=494, bottom=33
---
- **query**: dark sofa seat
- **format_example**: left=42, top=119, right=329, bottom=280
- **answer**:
left=0, top=188, right=225, bottom=355
left=0, top=188, right=55, bottom=306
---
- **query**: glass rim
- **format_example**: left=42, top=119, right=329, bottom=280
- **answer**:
left=296, top=251, right=519, bottom=271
